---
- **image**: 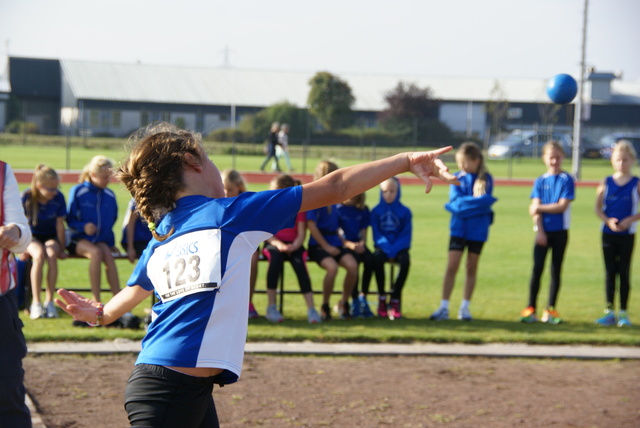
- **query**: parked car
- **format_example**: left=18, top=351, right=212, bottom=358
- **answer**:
left=598, top=132, right=640, bottom=159
left=579, top=136, right=603, bottom=159
left=488, top=130, right=572, bottom=159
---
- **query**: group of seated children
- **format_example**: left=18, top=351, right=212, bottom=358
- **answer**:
left=22, top=156, right=149, bottom=322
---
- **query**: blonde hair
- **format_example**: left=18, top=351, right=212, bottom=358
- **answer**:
left=26, top=163, right=59, bottom=226
left=612, top=140, right=638, bottom=161
left=542, top=140, right=565, bottom=157
left=457, top=142, right=489, bottom=196
left=117, top=123, right=206, bottom=241
left=221, top=169, right=247, bottom=194
left=79, top=155, right=113, bottom=183
left=345, top=193, right=366, bottom=209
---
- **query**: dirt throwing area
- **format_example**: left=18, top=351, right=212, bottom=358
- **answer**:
left=24, top=353, right=639, bottom=427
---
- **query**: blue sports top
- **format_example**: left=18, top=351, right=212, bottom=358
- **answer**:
left=128, top=187, right=301, bottom=385
left=336, top=204, right=370, bottom=242
left=22, top=190, right=67, bottom=236
left=445, top=171, right=496, bottom=242
left=530, top=171, right=575, bottom=232
left=601, top=175, right=639, bottom=235
left=121, top=198, right=153, bottom=246
left=306, top=205, right=342, bottom=247
left=370, top=177, right=412, bottom=258
left=66, top=181, right=118, bottom=246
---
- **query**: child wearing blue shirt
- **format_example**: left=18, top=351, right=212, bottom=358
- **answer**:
left=121, top=198, right=153, bottom=262
left=55, top=123, right=458, bottom=427
left=66, top=155, right=120, bottom=303
left=22, top=164, right=67, bottom=319
left=594, top=141, right=640, bottom=327
left=370, top=177, right=412, bottom=320
left=430, top=143, right=496, bottom=321
left=521, top=141, right=575, bottom=324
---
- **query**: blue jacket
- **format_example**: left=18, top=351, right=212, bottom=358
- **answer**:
left=336, top=204, right=370, bottom=242
left=67, top=181, right=118, bottom=246
left=370, top=178, right=412, bottom=258
left=445, top=171, right=497, bottom=242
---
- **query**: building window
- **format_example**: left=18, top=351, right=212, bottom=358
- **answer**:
left=507, top=107, right=523, bottom=119
left=90, top=110, right=100, bottom=127
left=112, top=111, right=121, bottom=128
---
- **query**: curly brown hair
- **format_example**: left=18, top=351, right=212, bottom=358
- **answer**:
left=117, top=123, right=205, bottom=240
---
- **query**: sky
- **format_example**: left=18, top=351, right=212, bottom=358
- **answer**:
left=1, top=0, right=639, bottom=82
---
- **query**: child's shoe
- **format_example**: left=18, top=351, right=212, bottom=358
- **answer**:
left=338, top=301, right=352, bottom=320
left=351, top=299, right=362, bottom=318
left=520, top=306, right=538, bottom=323
left=248, top=302, right=259, bottom=319
left=541, top=307, right=562, bottom=324
left=45, top=301, right=58, bottom=318
left=388, top=300, right=402, bottom=320
left=265, top=304, right=284, bottom=323
left=307, top=307, right=322, bottom=324
left=29, top=302, right=44, bottom=320
left=617, top=311, right=632, bottom=327
left=430, top=307, right=449, bottom=321
left=321, top=303, right=332, bottom=321
left=360, top=295, right=374, bottom=318
left=595, top=309, right=616, bottom=326
left=458, top=305, right=472, bottom=321
left=377, top=296, right=388, bottom=318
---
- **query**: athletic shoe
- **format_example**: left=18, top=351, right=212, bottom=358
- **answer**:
left=265, top=304, right=284, bottom=323
left=430, top=307, right=449, bottom=321
left=541, top=307, right=562, bottom=324
left=458, top=306, right=472, bottom=321
left=360, top=296, right=374, bottom=318
left=388, top=300, right=402, bottom=320
left=520, top=306, right=538, bottom=323
left=338, top=301, right=352, bottom=320
left=248, top=302, right=259, bottom=319
left=321, top=303, right=332, bottom=321
left=29, top=302, right=44, bottom=320
left=307, top=308, right=321, bottom=324
left=378, top=298, right=388, bottom=318
left=45, top=301, right=58, bottom=318
left=351, top=299, right=362, bottom=318
left=617, top=311, right=632, bottom=327
left=595, top=310, right=616, bottom=326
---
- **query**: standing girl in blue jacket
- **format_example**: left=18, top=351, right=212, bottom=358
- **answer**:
left=429, top=142, right=496, bottom=321
left=594, top=141, right=640, bottom=327
left=371, top=177, right=412, bottom=320
left=66, top=155, right=120, bottom=302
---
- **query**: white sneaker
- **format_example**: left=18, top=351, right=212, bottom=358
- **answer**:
left=429, top=307, right=449, bottom=321
left=45, top=301, right=58, bottom=318
left=265, top=305, right=284, bottom=323
left=30, top=302, right=44, bottom=320
left=458, top=306, right=473, bottom=321
left=307, top=308, right=321, bottom=324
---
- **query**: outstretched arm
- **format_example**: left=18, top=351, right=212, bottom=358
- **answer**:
left=300, top=148, right=458, bottom=213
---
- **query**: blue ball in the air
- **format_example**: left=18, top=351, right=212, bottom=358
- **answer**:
left=546, top=74, right=578, bottom=105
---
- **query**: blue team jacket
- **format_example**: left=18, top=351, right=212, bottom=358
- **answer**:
left=66, top=181, right=118, bottom=246
left=370, top=177, right=412, bottom=258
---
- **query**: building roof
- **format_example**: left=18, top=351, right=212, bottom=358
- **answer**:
left=59, top=59, right=640, bottom=110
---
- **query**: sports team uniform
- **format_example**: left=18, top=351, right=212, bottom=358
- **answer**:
left=22, top=189, right=67, bottom=243
left=600, top=175, right=639, bottom=311
left=66, top=180, right=118, bottom=249
left=528, top=171, right=575, bottom=309
left=307, top=204, right=350, bottom=262
left=336, top=203, right=376, bottom=296
left=445, top=171, right=496, bottom=252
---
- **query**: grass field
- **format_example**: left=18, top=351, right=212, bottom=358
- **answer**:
left=2, top=138, right=637, bottom=345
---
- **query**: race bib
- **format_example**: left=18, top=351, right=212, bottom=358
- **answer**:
left=147, top=229, right=222, bottom=303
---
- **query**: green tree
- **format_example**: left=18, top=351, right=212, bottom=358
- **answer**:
left=307, top=71, right=355, bottom=131
left=485, top=80, right=511, bottom=141
left=238, top=102, right=307, bottom=142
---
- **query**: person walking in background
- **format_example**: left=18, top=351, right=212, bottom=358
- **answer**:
left=521, top=141, right=574, bottom=324
left=262, top=174, right=320, bottom=323
left=429, top=142, right=496, bottom=322
left=221, top=169, right=261, bottom=320
left=260, top=122, right=281, bottom=173
left=337, top=193, right=375, bottom=318
left=371, top=177, right=412, bottom=320
left=121, top=198, right=153, bottom=262
left=54, top=123, right=457, bottom=427
left=0, top=160, right=33, bottom=428
left=66, top=155, right=120, bottom=303
left=21, top=164, right=68, bottom=319
left=594, top=140, right=640, bottom=327
left=307, top=160, right=358, bottom=321
left=275, top=123, right=294, bottom=172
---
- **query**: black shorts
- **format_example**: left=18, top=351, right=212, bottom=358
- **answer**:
left=33, top=233, right=57, bottom=244
left=449, top=236, right=484, bottom=254
left=308, top=245, right=352, bottom=264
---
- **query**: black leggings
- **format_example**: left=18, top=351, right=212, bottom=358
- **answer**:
left=347, top=248, right=377, bottom=298
left=263, top=245, right=312, bottom=293
left=528, top=230, right=568, bottom=309
left=373, top=248, right=410, bottom=301
left=125, top=364, right=219, bottom=428
left=602, top=233, right=634, bottom=311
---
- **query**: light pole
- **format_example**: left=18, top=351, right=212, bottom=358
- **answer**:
left=60, top=107, right=78, bottom=172
left=572, top=0, right=589, bottom=180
